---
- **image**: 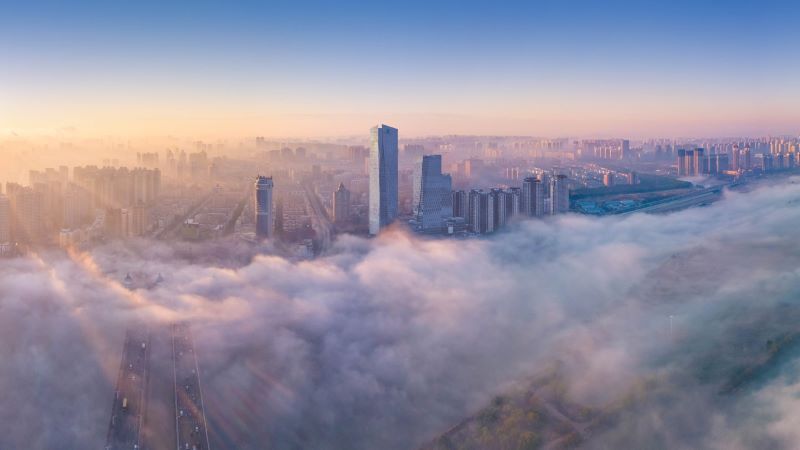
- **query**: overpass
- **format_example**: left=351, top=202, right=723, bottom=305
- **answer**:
left=105, top=330, right=151, bottom=450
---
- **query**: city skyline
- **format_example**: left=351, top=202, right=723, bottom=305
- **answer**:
left=4, top=2, right=800, bottom=449
left=2, top=0, right=799, bottom=138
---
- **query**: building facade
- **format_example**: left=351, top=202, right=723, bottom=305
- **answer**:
left=413, top=155, right=453, bottom=233
left=333, top=183, right=351, bottom=225
left=369, top=124, right=399, bottom=235
left=255, top=175, right=274, bottom=239
left=452, top=190, right=468, bottom=220
left=550, top=174, right=569, bottom=215
left=0, top=195, right=10, bottom=243
left=522, top=176, right=545, bottom=217
left=468, top=189, right=495, bottom=234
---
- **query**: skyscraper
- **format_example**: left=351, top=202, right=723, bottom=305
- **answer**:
left=731, top=146, right=741, bottom=172
left=685, top=149, right=695, bottom=176
left=333, top=183, right=351, bottom=225
left=413, top=155, right=453, bottom=233
left=255, top=175, right=274, bottom=239
left=369, top=124, right=399, bottom=235
left=508, top=187, right=521, bottom=218
left=677, top=149, right=687, bottom=176
left=762, top=153, right=774, bottom=171
left=491, top=189, right=508, bottom=229
left=452, top=190, right=468, bottom=220
left=468, top=190, right=482, bottom=233
left=0, top=195, right=10, bottom=243
left=550, top=174, right=569, bottom=215
left=62, top=184, right=91, bottom=230
left=742, top=147, right=752, bottom=170
left=483, top=191, right=495, bottom=233
left=10, top=187, right=44, bottom=243
left=522, top=176, right=545, bottom=217
left=693, top=148, right=705, bottom=175
left=468, top=190, right=495, bottom=234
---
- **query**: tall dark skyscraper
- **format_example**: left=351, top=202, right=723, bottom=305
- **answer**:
left=412, top=155, right=452, bottom=233
left=254, top=175, right=274, bottom=239
left=369, top=124, right=399, bottom=235
left=452, top=190, right=468, bottom=220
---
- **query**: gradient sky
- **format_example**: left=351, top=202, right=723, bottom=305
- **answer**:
left=1, top=0, right=798, bottom=138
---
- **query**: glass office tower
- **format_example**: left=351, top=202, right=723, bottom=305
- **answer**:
left=369, top=124, right=398, bottom=235
left=254, top=175, right=274, bottom=238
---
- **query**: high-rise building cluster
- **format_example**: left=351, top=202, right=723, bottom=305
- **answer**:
left=762, top=138, right=800, bottom=171
left=677, top=146, right=757, bottom=176
left=663, top=138, right=800, bottom=176
left=73, top=166, right=161, bottom=208
left=578, top=139, right=633, bottom=161
left=3, top=168, right=93, bottom=246
left=136, top=152, right=160, bottom=168
left=0, top=164, right=162, bottom=248
left=363, top=124, right=572, bottom=237
left=163, top=148, right=212, bottom=179
left=448, top=172, right=569, bottom=236
left=677, top=148, right=704, bottom=176
left=73, top=166, right=161, bottom=238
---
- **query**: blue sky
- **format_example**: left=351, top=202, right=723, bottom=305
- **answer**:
left=1, top=0, right=798, bottom=137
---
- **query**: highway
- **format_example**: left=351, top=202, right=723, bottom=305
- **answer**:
left=617, top=185, right=724, bottom=216
left=106, top=330, right=151, bottom=450
left=140, top=327, right=179, bottom=450
left=172, top=323, right=211, bottom=450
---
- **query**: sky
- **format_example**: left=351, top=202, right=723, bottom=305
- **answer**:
left=1, top=0, right=798, bottom=138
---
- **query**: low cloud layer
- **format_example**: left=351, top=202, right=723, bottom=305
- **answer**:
left=4, top=178, right=800, bottom=449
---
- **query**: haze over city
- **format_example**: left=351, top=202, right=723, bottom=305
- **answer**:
left=2, top=1, right=800, bottom=450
